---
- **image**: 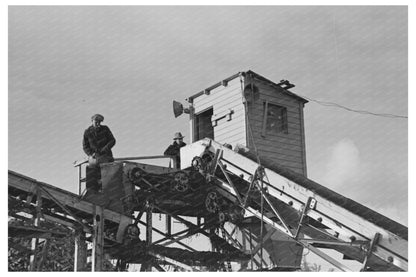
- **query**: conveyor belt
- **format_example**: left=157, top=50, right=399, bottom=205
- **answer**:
left=180, top=138, right=408, bottom=271
left=240, top=151, right=408, bottom=240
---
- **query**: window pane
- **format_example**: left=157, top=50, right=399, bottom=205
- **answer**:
left=266, top=104, right=287, bottom=133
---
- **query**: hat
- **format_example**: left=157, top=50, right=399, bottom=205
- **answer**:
left=173, top=132, right=185, bottom=140
left=91, top=114, right=104, bottom=122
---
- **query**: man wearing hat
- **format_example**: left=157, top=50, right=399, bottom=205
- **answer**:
left=83, top=114, right=116, bottom=192
left=164, top=132, right=186, bottom=169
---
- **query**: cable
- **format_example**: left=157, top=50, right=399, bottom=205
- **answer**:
left=298, top=94, right=408, bottom=119
left=250, top=74, right=407, bottom=119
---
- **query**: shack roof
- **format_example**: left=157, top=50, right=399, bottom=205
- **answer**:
left=186, top=70, right=309, bottom=104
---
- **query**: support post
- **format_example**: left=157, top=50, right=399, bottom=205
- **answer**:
left=146, top=204, right=153, bottom=246
left=361, top=233, right=381, bottom=271
left=78, top=165, right=82, bottom=195
left=74, top=231, right=87, bottom=271
left=36, top=239, right=50, bottom=271
left=166, top=214, right=171, bottom=236
left=29, top=187, right=42, bottom=271
left=92, top=206, right=104, bottom=272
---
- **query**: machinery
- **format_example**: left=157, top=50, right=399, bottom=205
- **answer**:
left=8, top=138, right=408, bottom=271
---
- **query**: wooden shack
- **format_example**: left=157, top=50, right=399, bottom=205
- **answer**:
left=186, top=70, right=308, bottom=176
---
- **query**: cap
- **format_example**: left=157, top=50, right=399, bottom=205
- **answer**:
left=91, top=114, right=104, bottom=122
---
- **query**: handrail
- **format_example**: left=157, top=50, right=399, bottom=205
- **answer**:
left=73, top=155, right=174, bottom=167
left=73, top=155, right=177, bottom=196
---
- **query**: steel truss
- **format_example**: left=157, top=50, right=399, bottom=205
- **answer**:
left=180, top=138, right=408, bottom=272
left=9, top=139, right=408, bottom=271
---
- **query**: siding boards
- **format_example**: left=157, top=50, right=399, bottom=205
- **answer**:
left=248, top=118, right=302, bottom=136
left=248, top=116, right=302, bottom=130
left=254, top=140, right=303, bottom=155
left=198, top=89, right=241, bottom=113
left=249, top=102, right=301, bottom=120
left=257, top=149, right=303, bottom=163
left=216, top=128, right=246, bottom=145
left=245, top=77, right=306, bottom=175
left=255, top=82, right=299, bottom=106
left=192, top=77, right=247, bottom=147
left=215, top=120, right=246, bottom=144
left=249, top=109, right=301, bottom=125
left=251, top=133, right=303, bottom=147
left=257, top=152, right=305, bottom=172
left=214, top=104, right=246, bottom=145
left=194, top=78, right=241, bottom=113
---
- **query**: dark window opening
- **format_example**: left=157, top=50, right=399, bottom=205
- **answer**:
left=194, top=108, right=214, bottom=141
left=262, top=102, right=288, bottom=136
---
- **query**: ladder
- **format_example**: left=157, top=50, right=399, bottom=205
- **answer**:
left=180, top=138, right=408, bottom=271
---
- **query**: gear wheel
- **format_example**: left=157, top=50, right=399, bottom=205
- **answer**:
left=205, top=191, right=220, bottom=213
left=128, top=167, right=146, bottom=184
left=191, top=156, right=203, bottom=171
left=124, top=224, right=140, bottom=241
left=172, top=171, right=190, bottom=192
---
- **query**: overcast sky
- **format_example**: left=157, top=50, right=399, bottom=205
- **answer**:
left=8, top=5, right=408, bottom=229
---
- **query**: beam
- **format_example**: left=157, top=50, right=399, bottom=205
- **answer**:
left=217, top=161, right=243, bottom=205
left=29, top=187, right=41, bottom=271
left=137, top=220, right=197, bottom=252
left=9, top=172, right=132, bottom=226
left=146, top=204, right=153, bottom=246
left=74, top=231, right=87, bottom=271
left=92, top=206, right=104, bottom=272
left=148, top=251, right=200, bottom=272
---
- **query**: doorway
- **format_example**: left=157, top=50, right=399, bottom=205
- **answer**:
left=194, top=108, right=214, bottom=141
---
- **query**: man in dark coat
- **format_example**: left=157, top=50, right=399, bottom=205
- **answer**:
left=83, top=114, right=116, bottom=163
left=164, top=132, right=186, bottom=169
left=82, top=114, right=116, bottom=192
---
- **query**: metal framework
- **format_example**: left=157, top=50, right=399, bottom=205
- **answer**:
left=8, top=140, right=408, bottom=271
left=181, top=139, right=408, bottom=271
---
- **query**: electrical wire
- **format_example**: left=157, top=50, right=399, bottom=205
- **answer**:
left=251, top=74, right=408, bottom=119
left=298, top=94, right=408, bottom=119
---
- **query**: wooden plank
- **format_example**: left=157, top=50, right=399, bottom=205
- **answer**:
left=299, top=101, right=308, bottom=176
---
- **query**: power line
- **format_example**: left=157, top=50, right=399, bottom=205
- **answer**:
left=298, top=94, right=408, bottom=119
left=251, top=75, right=407, bottom=119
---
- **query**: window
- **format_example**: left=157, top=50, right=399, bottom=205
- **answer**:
left=194, top=108, right=214, bottom=141
left=262, top=102, right=288, bottom=136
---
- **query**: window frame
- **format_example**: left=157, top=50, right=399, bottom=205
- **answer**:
left=261, top=100, right=288, bottom=137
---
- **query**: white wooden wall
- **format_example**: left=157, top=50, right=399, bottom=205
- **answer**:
left=190, top=72, right=307, bottom=176
left=193, top=77, right=247, bottom=148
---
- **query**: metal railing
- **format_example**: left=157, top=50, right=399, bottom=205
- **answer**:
left=73, top=155, right=177, bottom=195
